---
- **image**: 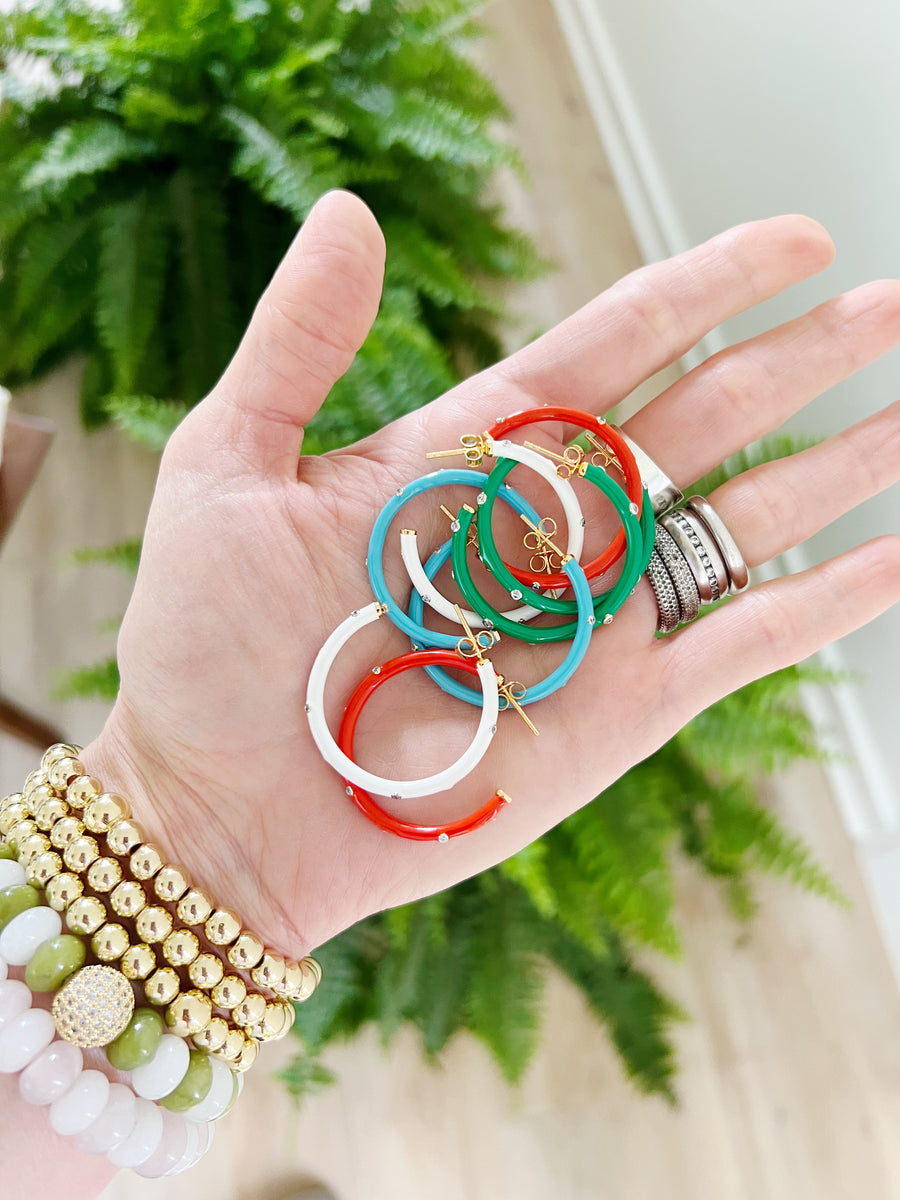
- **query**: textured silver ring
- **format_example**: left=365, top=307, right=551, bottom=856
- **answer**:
left=645, top=549, right=681, bottom=633
left=654, top=524, right=701, bottom=624
left=660, top=509, right=728, bottom=603
left=685, top=495, right=750, bottom=594
left=612, top=427, right=684, bottom=516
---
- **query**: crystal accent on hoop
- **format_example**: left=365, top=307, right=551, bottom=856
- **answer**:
left=52, top=964, right=135, bottom=1048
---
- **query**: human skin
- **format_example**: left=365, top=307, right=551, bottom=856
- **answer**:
left=3, top=190, right=900, bottom=1196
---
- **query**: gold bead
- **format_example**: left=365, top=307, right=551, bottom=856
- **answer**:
left=204, top=907, right=241, bottom=946
left=5, top=817, right=37, bottom=848
left=83, top=793, right=131, bottom=834
left=295, top=957, right=321, bottom=1002
left=65, top=775, right=102, bottom=810
left=144, top=966, right=181, bottom=1006
left=41, top=743, right=81, bottom=772
left=49, top=816, right=85, bottom=850
left=130, top=843, right=164, bottom=880
left=22, top=771, right=46, bottom=796
left=17, top=832, right=51, bottom=866
left=45, top=872, right=84, bottom=911
left=34, top=796, right=69, bottom=830
left=250, top=952, right=285, bottom=992
left=176, top=887, right=215, bottom=927
left=109, top=879, right=147, bottom=919
left=91, top=922, right=130, bottom=961
left=25, top=784, right=56, bottom=816
left=63, top=835, right=100, bottom=873
left=25, top=850, right=63, bottom=887
left=0, top=803, right=28, bottom=836
left=0, top=791, right=25, bottom=812
left=135, top=905, right=173, bottom=944
left=165, top=989, right=212, bottom=1037
left=282, top=961, right=304, bottom=999
left=188, top=952, right=225, bottom=990
left=227, top=931, right=265, bottom=971
left=154, top=864, right=191, bottom=904
left=193, top=1016, right=228, bottom=1052
left=232, top=992, right=267, bottom=1028
left=210, top=975, right=246, bottom=1011
left=86, top=856, right=123, bottom=893
left=52, top=964, right=134, bottom=1048
left=120, top=943, right=156, bottom=980
left=66, top=895, right=107, bottom=935
left=162, top=928, right=200, bottom=968
left=215, top=1028, right=246, bottom=1061
left=257, top=1000, right=291, bottom=1041
left=106, top=818, right=146, bottom=857
left=233, top=1035, right=260, bottom=1072
left=46, top=757, right=84, bottom=791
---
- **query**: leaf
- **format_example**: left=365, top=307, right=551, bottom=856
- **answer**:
left=464, top=877, right=545, bottom=1083
left=54, top=657, right=120, bottom=702
left=95, top=190, right=170, bottom=394
left=21, top=120, right=153, bottom=197
left=72, top=538, right=142, bottom=573
left=14, top=214, right=94, bottom=320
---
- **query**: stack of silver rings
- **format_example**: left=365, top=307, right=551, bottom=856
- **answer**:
left=625, top=431, right=750, bottom=633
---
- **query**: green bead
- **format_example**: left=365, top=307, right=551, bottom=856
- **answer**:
left=0, top=842, right=15, bottom=860
left=24, top=934, right=86, bottom=993
left=160, top=1049, right=212, bottom=1112
left=0, top=883, right=40, bottom=930
left=106, top=1007, right=165, bottom=1071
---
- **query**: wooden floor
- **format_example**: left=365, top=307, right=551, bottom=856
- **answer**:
left=2, top=2, right=899, bottom=1198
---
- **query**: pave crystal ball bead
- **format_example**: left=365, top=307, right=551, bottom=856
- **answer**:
left=52, top=965, right=136, bottom=1048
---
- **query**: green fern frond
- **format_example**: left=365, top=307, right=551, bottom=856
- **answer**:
left=104, top=395, right=188, bottom=450
left=72, top=538, right=142, bottom=573
left=21, top=119, right=152, bottom=197
left=54, top=657, right=120, bottom=701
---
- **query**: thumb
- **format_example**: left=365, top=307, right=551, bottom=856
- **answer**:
left=204, top=189, right=385, bottom=475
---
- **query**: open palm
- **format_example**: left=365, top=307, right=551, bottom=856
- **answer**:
left=82, top=191, right=900, bottom=959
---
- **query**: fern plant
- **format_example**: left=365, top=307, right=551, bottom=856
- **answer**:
left=2, top=0, right=842, bottom=1102
left=0, top=0, right=542, bottom=447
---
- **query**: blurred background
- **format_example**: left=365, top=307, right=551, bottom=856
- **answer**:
left=1, top=1, right=898, bottom=1198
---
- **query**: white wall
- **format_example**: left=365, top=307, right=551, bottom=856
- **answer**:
left=553, top=0, right=900, bottom=833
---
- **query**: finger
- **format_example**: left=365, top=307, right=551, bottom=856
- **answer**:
left=660, top=536, right=900, bottom=721
left=201, top=190, right=385, bottom=476
left=706, top=396, right=900, bottom=567
left=623, top=280, right=900, bottom=486
left=378, top=214, right=834, bottom=458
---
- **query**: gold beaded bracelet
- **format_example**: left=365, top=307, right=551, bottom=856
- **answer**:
left=1, top=745, right=321, bottom=1071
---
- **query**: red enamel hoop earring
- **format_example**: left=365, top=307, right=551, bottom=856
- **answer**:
left=337, top=648, right=510, bottom=842
left=485, top=406, right=644, bottom=590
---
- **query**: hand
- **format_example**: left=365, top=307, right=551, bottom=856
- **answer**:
left=81, top=190, right=900, bottom=957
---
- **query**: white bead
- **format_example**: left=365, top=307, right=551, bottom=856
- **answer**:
left=131, top=1033, right=190, bottom=1100
left=0, top=1008, right=55, bottom=1073
left=165, top=1118, right=202, bottom=1175
left=0, top=860, right=26, bottom=889
left=132, top=1109, right=189, bottom=1178
left=185, top=1057, right=235, bottom=1122
left=0, top=950, right=7, bottom=980
left=0, top=905, right=62, bottom=965
left=77, top=1082, right=138, bottom=1154
left=0, top=978, right=32, bottom=1027
left=19, top=1040, right=83, bottom=1105
left=107, top=1098, right=164, bottom=1169
left=49, top=1068, right=110, bottom=1135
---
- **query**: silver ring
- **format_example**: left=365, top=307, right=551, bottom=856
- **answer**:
left=645, top=549, right=681, bottom=633
left=654, top=524, right=701, bottom=623
left=659, top=509, right=728, bottom=603
left=685, top=495, right=750, bottom=594
left=612, top=427, right=684, bottom=516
